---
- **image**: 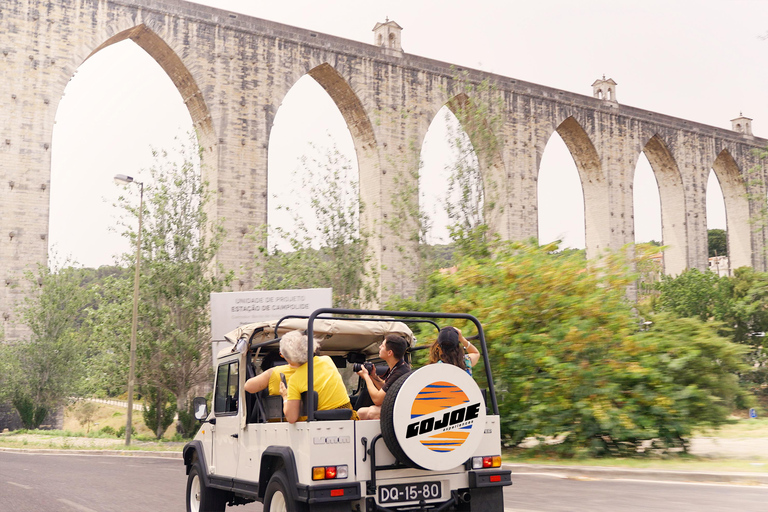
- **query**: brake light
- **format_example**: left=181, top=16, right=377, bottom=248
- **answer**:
left=312, top=465, right=348, bottom=480
left=472, top=455, right=502, bottom=469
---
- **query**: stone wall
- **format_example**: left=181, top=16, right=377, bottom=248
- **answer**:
left=1, top=0, right=767, bottom=338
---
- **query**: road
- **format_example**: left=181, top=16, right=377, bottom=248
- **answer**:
left=2, top=452, right=768, bottom=511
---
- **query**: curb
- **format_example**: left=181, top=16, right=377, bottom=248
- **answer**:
left=0, top=446, right=182, bottom=459
left=504, top=463, right=768, bottom=485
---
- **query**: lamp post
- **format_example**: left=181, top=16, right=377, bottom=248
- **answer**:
left=114, top=173, right=143, bottom=446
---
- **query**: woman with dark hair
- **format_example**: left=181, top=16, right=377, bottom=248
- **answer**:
left=427, top=326, right=480, bottom=374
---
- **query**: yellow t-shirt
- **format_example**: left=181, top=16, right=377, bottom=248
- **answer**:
left=268, top=365, right=297, bottom=396
left=286, top=356, right=349, bottom=410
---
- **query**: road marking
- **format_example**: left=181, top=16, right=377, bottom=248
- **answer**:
left=7, top=481, right=32, bottom=490
left=58, top=499, right=98, bottom=512
left=513, top=472, right=768, bottom=489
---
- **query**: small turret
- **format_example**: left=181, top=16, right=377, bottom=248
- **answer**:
left=731, top=113, right=753, bottom=136
left=373, top=18, right=403, bottom=51
left=592, top=75, right=617, bottom=102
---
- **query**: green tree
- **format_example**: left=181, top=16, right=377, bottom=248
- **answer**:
left=708, top=229, right=727, bottom=257
left=72, top=400, right=98, bottom=434
left=441, top=76, right=504, bottom=260
left=0, top=260, right=94, bottom=428
left=393, top=242, right=751, bottom=455
left=112, top=134, right=232, bottom=433
left=142, top=386, right=176, bottom=439
left=654, top=268, right=728, bottom=322
left=258, top=141, right=377, bottom=307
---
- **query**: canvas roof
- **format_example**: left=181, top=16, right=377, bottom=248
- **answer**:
left=223, top=317, right=416, bottom=358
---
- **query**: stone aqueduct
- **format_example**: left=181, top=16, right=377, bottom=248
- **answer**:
left=2, top=0, right=768, bottom=337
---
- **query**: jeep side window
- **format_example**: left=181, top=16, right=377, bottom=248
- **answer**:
left=214, top=361, right=239, bottom=414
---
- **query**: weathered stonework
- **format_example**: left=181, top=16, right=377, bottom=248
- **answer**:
left=1, top=0, right=767, bottom=339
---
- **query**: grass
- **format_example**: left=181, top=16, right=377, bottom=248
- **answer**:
left=61, top=401, right=180, bottom=439
left=503, top=415, right=768, bottom=473
left=0, top=433, right=184, bottom=451
left=0, top=400, right=188, bottom=451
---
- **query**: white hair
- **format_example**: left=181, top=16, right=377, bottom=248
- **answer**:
left=279, top=331, right=320, bottom=365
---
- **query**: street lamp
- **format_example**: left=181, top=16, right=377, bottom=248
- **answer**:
left=114, top=173, right=143, bottom=446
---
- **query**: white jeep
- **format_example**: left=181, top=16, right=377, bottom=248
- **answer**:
left=183, top=308, right=511, bottom=511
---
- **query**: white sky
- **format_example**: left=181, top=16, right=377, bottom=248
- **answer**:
left=48, top=0, right=767, bottom=267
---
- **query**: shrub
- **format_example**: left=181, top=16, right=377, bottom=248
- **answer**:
left=100, top=426, right=116, bottom=436
left=394, top=242, right=753, bottom=455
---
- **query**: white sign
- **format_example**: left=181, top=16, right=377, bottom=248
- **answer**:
left=210, top=288, right=332, bottom=341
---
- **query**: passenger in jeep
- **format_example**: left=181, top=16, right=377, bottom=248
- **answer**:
left=278, top=331, right=360, bottom=423
left=244, top=352, right=296, bottom=396
left=428, top=326, right=480, bottom=375
left=356, top=334, right=411, bottom=420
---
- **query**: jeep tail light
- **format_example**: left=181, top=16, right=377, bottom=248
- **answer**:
left=312, top=465, right=348, bottom=480
left=472, top=456, right=502, bottom=469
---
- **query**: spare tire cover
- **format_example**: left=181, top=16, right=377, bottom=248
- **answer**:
left=380, top=364, right=486, bottom=471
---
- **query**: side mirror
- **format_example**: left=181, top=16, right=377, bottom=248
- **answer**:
left=193, top=396, right=209, bottom=421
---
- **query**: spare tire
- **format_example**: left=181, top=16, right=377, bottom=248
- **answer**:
left=380, top=364, right=486, bottom=471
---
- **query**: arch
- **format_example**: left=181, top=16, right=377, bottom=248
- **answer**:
left=711, top=149, right=751, bottom=270
left=639, top=134, right=687, bottom=275
left=550, top=116, right=608, bottom=259
left=389, top=33, right=396, bottom=48
left=89, top=25, right=216, bottom=157
left=538, top=130, right=585, bottom=249
left=304, top=63, right=379, bottom=235
left=443, top=93, right=507, bottom=240
left=50, top=39, right=195, bottom=267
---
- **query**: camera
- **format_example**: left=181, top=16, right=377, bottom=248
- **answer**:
left=353, top=362, right=374, bottom=374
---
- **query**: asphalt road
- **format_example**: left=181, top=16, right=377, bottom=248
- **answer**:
left=2, top=452, right=768, bottom=512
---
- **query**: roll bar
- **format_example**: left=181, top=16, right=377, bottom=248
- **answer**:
left=304, top=308, right=499, bottom=421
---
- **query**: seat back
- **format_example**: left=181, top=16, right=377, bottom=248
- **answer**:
left=264, top=394, right=284, bottom=421
left=300, top=391, right=353, bottom=421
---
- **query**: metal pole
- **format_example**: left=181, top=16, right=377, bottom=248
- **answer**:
left=125, top=182, right=143, bottom=446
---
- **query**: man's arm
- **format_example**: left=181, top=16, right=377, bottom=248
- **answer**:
left=244, top=368, right=273, bottom=393
left=357, top=367, right=387, bottom=406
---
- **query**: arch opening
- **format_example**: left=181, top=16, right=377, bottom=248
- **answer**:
left=636, top=134, right=686, bottom=275
left=710, top=149, right=750, bottom=272
left=50, top=38, right=195, bottom=268
left=539, top=117, right=606, bottom=259
left=538, top=131, right=585, bottom=250
left=419, top=105, right=482, bottom=247
left=266, top=73, right=360, bottom=252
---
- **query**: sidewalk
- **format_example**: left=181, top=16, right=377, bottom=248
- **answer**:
left=505, top=435, right=768, bottom=485
left=505, top=463, right=768, bottom=485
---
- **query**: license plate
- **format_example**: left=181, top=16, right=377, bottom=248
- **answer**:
left=379, top=481, right=442, bottom=504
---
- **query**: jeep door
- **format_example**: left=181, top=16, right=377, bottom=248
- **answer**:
left=212, top=355, right=241, bottom=479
